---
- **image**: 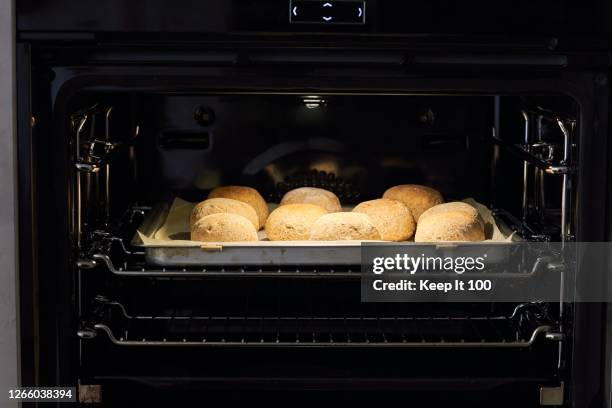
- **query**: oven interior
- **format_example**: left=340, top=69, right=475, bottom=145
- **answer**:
left=69, top=92, right=577, bottom=402
left=72, top=93, right=576, bottom=237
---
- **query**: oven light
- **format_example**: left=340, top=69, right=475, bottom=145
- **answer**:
left=302, top=96, right=327, bottom=109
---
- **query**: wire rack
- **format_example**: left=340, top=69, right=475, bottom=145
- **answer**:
left=80, top=299, right=557, bottom=348
left=80, top=209, right=559, bottom=279
left=79, top=209, right=364, bottom=278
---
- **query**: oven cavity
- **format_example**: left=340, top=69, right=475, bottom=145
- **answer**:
left=69, top=92, right=576, bottom=395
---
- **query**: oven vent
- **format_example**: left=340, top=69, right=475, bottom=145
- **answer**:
left=159, top=130, right=211, bottom=150
left=271, top=170, right=361, bottom=203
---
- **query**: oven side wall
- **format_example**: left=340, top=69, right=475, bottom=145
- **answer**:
left=0, top=0, right=20, bottom=406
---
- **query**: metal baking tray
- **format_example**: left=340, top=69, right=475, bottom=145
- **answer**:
left=130, top=199, right=519, bottom=267
left=144, top=243, right=364, bottom=266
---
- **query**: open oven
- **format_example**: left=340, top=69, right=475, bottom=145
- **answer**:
left=15, top=1, right=612, bottom=407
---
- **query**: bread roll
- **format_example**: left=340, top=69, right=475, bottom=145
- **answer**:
left=265, top=204, right=327, bottom=241
left=309, top=212, right=381, bottom=241
left=352, top=198, right=415, bottom=241
left=414, top=206, right=485, bottom=243
left=190, top=198, right=259, bottom=230
left=208, top=186, right=268, bottom=229
left=419, top=201, right=484, bottom=229
left=191, top=213, right=258, bottom=242
left=280, top=187, right=342, bottom=213
left=383, top=184, right=444, bottom=221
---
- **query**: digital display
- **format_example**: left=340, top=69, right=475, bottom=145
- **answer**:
left=290, top=1, right=366, bottom=25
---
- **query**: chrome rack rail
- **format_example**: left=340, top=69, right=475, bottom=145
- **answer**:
left=491, top=208, right=552, bottom=242
left=80, top=229, right=561, bottom=280
left=71, top=104, right=139, bottom=173
left=81, top=238, right=362, bottom=278
left=78, top=297, right=560, bottom=348
left=89, top=253, right=362, bottom=278
left=490, top=103, right=576, bottom=243
left=77, top=206, right=148, bottom=269
left=489, top=134, right=572, bottom=176
left=71, top=104, right=140, bottom=249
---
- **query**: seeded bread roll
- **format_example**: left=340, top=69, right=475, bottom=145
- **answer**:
left=383, top=184, right=444, bottom=222
left=265, top=204, right=327, bottom=241
left=352, top=198, right=415, bottom=241
left=419, top=201, right=484, bottom=229
left=280, top=187, right=342, bottom=213
left=309, top=212, right=382, bottom=241
left=190, top=198, right=259, bottom=230
left=414, top=208, right=485, bottom=243
left=191, top=213, right=258, bottom=242
left=208, top=186, right=268, bottom=229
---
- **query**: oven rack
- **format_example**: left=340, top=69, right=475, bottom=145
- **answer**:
left=80, top=209, right=366, bottom=278
left=89, top=252, right=362, bottom=278
left=82, top=237, right=559, bottom=280
left=80, top=210, right=563, bottom=279
left=79, top=299, right=559, bottom=348
left=82, top=237, right=361, bottom=279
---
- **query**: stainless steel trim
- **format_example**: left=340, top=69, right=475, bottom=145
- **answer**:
left=607, top=302, right=612, bottom=408
left=0, top=0, right=19, bottom=405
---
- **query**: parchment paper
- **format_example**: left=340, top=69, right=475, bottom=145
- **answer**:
left=135, top=197, right=516, bottom=247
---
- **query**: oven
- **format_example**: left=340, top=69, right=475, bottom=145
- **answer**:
left=15, top=1, right=612, bottom=406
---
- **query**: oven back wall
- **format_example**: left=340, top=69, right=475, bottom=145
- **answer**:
left=129, top=94, right=492, bottom=206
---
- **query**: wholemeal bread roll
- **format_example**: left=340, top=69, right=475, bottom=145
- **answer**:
left=280, top=187, right=342, bottom=213
left=208, top=186, right=268, bottom=229
left=190, top=198, right=259, bottom=230
left=352, top=198, right=415, bottom=241
left=309, top=212, right=382, bottom=241
left=383, top=184, right=444, bottom=222
left=265, top=204, right=327, bottom=241
left=414, top=204, right=485, bottom=242
left=191, top=213, right=258, bottom=242
left=419, top=201, right=484, bottom=229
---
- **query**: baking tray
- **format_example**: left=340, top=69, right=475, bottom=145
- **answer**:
left=131, top=198, right=519, bottom=267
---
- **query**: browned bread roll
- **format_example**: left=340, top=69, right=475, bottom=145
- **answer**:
left=190, top=198, right=259, bottom=230
left=309, top=212, right=381, bottom=241
left=191, top=213, right=258, bottom=242
left=265, top=203, right=327, bottom=241
left=208, top=186, right=268, bottom=229
left=280, top=187, right=342, bottom=213
left=414, top=203, right=485, bottom=242
left=352, top=198, right=415, bottom=241
left=419, top=201, right=484, bottom=228
left=383, top=184, right=444, bottom=222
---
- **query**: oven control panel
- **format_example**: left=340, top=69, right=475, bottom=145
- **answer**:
left=290, top=0, right=366, bottom=25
